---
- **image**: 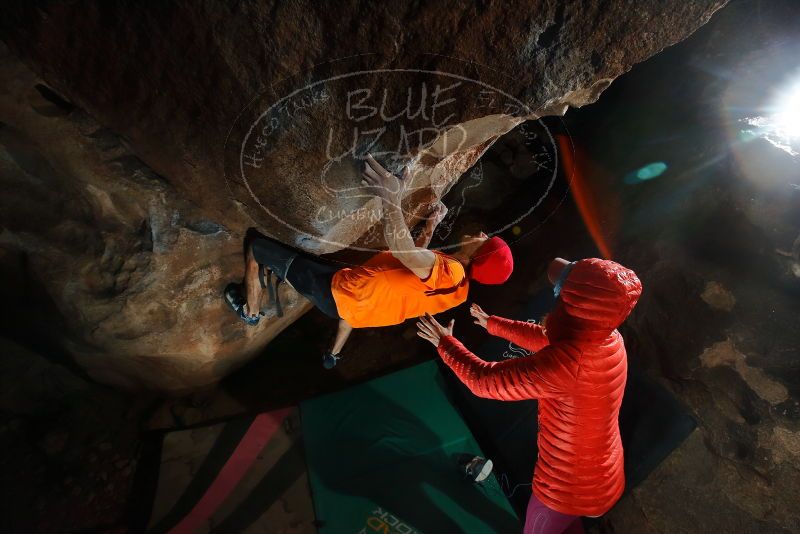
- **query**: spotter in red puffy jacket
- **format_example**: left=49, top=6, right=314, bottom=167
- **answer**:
left=437, top=258, right=642, bottom=517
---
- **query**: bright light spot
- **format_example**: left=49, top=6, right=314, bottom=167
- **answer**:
left=740, top=78, right=800, bottom=156
left=773, top=82, right=800, bottom=139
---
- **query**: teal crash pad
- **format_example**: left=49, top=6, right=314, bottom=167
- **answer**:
left=300, top=361, right=519, bottom=534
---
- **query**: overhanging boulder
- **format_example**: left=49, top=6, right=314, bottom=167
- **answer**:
left=0, top=0, right=726, bottom=390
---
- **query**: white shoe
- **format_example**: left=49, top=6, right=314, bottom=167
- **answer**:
left=464, top=456, right=493, bottom=483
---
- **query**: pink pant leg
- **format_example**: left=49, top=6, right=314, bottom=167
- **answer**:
left=523, top=491, right=584, bottom=534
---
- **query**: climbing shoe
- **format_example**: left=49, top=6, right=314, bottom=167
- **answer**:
left=224, top=283, right=260, bottom=326
left=322, top=350, right=341, bottom=370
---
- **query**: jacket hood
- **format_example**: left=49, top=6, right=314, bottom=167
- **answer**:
left=546, top=258, right=642, bottom=340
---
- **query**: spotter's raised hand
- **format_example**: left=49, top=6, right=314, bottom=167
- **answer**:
left=416, top=313, right=454, bottom=347
left=470, top=303, right=489, bottom=329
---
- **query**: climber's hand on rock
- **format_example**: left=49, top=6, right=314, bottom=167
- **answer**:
left=416, top=313, right=454, bottom=347
left=361, top=153, right=407, bottom=205
left=429, top=200, right=448, bottom=226
left=470, top=303, right=489, bottom=329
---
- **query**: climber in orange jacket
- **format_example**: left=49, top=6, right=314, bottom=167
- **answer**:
left=225, top=154, right=514, bottom=369
left=416, top=258, right=642, bottom=534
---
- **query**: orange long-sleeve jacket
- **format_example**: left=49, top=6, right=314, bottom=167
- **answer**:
left=437, top=258, right=642, bottom=517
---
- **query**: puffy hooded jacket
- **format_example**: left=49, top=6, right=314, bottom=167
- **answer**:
left=437, top=258, right=642, bottom=516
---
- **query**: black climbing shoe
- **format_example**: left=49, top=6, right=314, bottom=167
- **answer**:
left=322, top=350, right=341, bottom=370
left=224, top=283, right=260, bottom=326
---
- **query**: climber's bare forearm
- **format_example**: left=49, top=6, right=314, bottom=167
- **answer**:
left=360, top=153, right=435, bottom=277
left=414, top=220, right=436, bottom=248
left=415, top=201, right=447, bottom=249
left=382, top=198, right=435, bottom=278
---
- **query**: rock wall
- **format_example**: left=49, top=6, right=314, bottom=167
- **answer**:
left=0, top=0, right=725, bottom=390
left=0, top=46, right=311, bottom=390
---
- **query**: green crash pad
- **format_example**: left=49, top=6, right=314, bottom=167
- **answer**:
left=301, top=361, right=519, bottom=534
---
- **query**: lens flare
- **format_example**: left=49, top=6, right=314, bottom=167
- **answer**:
left=739, top=78, right=800, bottom=157
left=557, top=135, right=614, bottom=260
left=623, top=162, right=668, bottom=184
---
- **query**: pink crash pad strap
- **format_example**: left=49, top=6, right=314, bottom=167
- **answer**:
left=168, top=408, right=291, bottom=534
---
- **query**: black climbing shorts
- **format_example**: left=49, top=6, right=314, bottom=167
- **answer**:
left=250, top=237, right=341, bottom=319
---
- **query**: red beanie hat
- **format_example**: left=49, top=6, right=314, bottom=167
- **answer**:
left=469, top=236, right=514, bottom=284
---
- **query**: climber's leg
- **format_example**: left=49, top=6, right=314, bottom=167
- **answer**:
left=283, top=255, right=340, bottom=319
left=248, top=236, right=300, bottom=317
left=250, top=235, right=342, bottom=318
left=244, top=244, right=263, bottom=318
left=247, top=235, right=350, bottom=369
left=330, top=320, right=353, bottom=354
left=250, top=236, right=298, bottom=280
left=323, top=319, right=353, bottom=369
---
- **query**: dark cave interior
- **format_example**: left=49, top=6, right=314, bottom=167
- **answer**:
left=1, top=0, right=799, bottom=532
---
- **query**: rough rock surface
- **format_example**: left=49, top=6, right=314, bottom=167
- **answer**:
left=0, top=0, right=725, bottom=389
left=0, top=46, right=310, bottom=390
